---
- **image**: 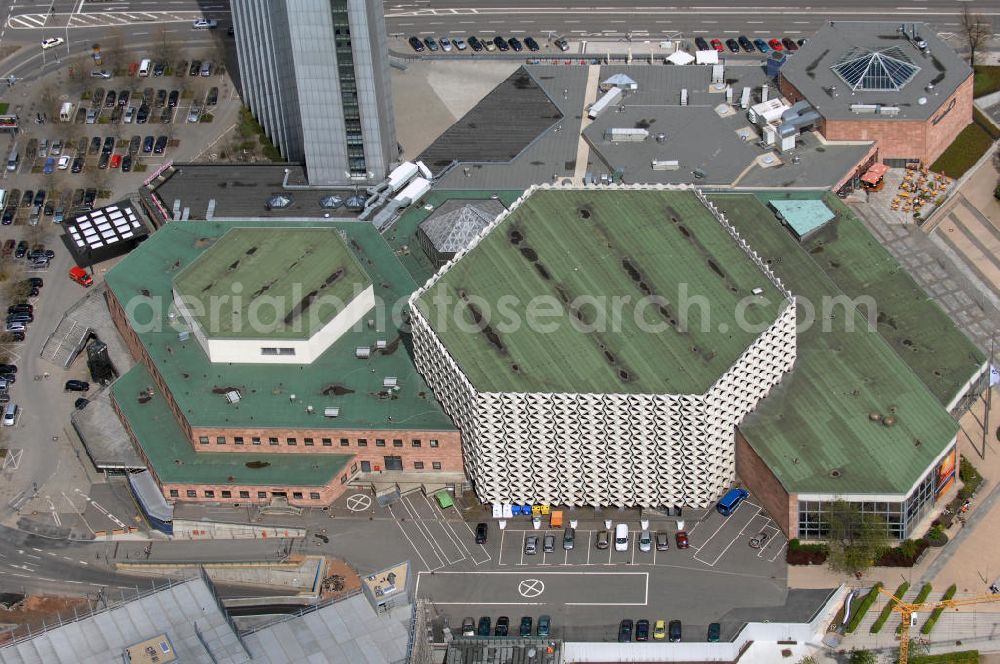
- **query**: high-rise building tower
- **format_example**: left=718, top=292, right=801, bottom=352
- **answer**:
left=230, top=0, right=397, bottom=186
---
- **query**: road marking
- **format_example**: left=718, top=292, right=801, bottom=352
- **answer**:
left=518, top=578, right=545, bottom=598
left=388, top=506, right=431, bottom=571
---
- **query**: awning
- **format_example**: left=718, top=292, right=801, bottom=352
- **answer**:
left=666, top=50, right=695, bottom=65
left=695, top=50, right=719, bottom=65
left=861, top=163, right=890, bottom=185
left=128, top=470, right=173, bottom=523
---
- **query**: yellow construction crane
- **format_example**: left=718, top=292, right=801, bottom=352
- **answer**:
left=876, top=586, right=1000, bottom=663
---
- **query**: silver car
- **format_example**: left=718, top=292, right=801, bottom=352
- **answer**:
left=639, top=529, right=652, bottom=552
left=524, top=535, right=538, bottom=555
left=543, top=534, right=555, bottom=553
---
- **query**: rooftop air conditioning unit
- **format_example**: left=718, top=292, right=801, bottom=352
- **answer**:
left=355, top=346, right=371, bottom=359
left=324, top=407, right=340, bottom=418
left=376, top=340, right=387, bottom=350
left=225, top=390, right=241, bottom=404
left=383, top=377, right=398, bottom=388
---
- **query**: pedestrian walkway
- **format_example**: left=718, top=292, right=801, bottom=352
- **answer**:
left=572, top=64, right=600, bottom=184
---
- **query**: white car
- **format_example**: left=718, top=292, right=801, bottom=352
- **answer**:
left=454, top=37, right=467, bottom=51
left=124, top=106, right=135, bottom=123
left=57, top=155, right=70, bottom=170
left=440, top=37, right=452, bottom=52
left=192, top=19, right=218, bottom=30
left=90, top=69, right=111, bottom=79
left=41, top=37, right=64, bottom=50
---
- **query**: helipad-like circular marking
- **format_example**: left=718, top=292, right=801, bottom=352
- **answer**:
left=518, top=578, right=545, bottom=598
left=346, top=494, right=372, bottom=511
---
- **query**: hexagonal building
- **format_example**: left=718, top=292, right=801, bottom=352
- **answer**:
left=409, top=185, right=797, bottom=508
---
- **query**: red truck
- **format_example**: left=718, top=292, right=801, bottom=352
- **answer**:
left=69, top=266, right=93, bottom=287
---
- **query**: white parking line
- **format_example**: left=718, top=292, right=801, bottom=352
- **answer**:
left=387, top=505, right=434, bottom=571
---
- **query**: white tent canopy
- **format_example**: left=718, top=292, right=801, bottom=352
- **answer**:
left=695, top=49, right=719, bottom=65
left=666, top=50, right=695, bottom=65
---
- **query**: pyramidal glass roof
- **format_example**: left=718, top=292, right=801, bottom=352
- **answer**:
left=831, top=46, right=921, bottom=92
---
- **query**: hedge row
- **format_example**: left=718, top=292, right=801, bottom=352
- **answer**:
left=896, top=583, right=932, bottom=634
left=846, top=582, right=883, bottom=634
left=910, top=650, right=978, bottom=664
left=870, top=582, right=909, bottom=633
left=920, top=584, right=957, bottom=635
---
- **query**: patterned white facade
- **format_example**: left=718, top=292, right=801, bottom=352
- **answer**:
left=409, top=185, right=798, bottom=508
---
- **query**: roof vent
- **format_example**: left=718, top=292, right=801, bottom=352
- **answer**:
left=869, top=411, right=882, bottom=422
left=324, top=407, right=340, bottom=418
left=883, top=415, right=897, bottom=427
left=918, top=97, right=927, bottom=105
left=355, top=346, right=371, bottom=359
left=383, top=377, right=398, bottom=388
left=376, top=339, right=387, bottom=350
left=289, top=393, right=297, bottom=402
left=225, top=390, right=241, bottom=404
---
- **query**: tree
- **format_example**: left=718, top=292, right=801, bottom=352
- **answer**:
left=153, top=27, right=178, bottom=67
left=824, top=501, right=890, bottom=575
left=848, top=650, right=877, bottom=664
left=961, top=6, right=993, bottom=66
left=103, top=27, right=126, bottom=74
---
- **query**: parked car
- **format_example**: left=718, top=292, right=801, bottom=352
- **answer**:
left=89, top=136, right=101, bottom=154
left=554, top=36, right=569, bottom=51
left=90, top=69, right=111, bottom=79
left=440, top=37, right=452, bottom=52
left=753, top=38, right=770, bottom=53
left=618, top=619, right=633, bottom=643
left=129, top=135, right=141, bottom=154
left=694, top=36, right=710, bottom=50
left=102, top=136, right=114, bottom=154
left=206, top=87, right=219, bottom=106
left=168, top=90, right=179, bottom=107
left=493, top=35, right=509, bottom=51
left=536, top=615, right=550, bottom=637
left=595, top=529, right=609, bottom=550
left=781, top=37, right=799, bottom=51
left=524, top=36, right=540, bottom=51
left=768, top=38, right=784, bottom=51
left=154, top=135, right=168, bottom=154
left=152, top=61, right=166, bottom=76
left=14, top=241, right=27, bottom=258
left=57, top=155, right=70, bottom=170
left=123, top=106, right=135, bottom=123
left=104, top=90, right=116, bottom=108
left=189, top=60, right=201, bottom=76
left=468, top=36, right=483, bottom=52
left=2, top=208, right=14, bottom=225
left=110, top=154, right=122, bottom=169
left=475, top=522, right=487, bottom=544
left=543, top=533, right=555, bottom=553
left=42, top=157, right=55, bottom=174
left=725, top=38, right=740, bottom=53
left=461, top=617, right=475, bottom=636
left=653, top=619, right=666, bottom=640
left=636, top=619, right=650, bottom=642
left=98, top=152, right=110, bottom=169
left=74, top=398, right=89, bottom=410
left=562, top=526, right=575, bottom=550
left=710, top=38, right=724, bottom=52
left=476, top=616, right=490, bottom=637
left=638, top=530, right=652, bottom=552
left=187, top=103, right=202, bottom=123
left=71, top=156, right=83, bottom=173
left=707, top=622, right=721, bottom=642
left=675, top=531, right=689, bottom=549
left=199, top=61, right=212, bottom=77
left=507, top=37, right=523, bottom=52
left=669, top=620, right=682, bottom=642
left=524, top=535, right=538, bottom=555
left=142, top=135, right=154, bottom=153
left=453, top=37, right=466, bottom=51
left=494, top=616, right=509, bottom=637
left=655, top=531, right=669, bottom=551
left=423, top=37, right=438, bottom=51
left=408, top=36, right=425, bottom=52
left=64, top=380, right=90, bottom=392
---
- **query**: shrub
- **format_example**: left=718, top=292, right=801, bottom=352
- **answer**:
left=958, top=456, right=983, bottom=500
left=786, top=539, right=829, bottom=565
left=870, top=581, right=909, bottom=633
left=846, top=582, right=883, bottom=633
left=920, top=584, right=957, bottom=634
left=897, top=584, right=932, bottom=633
left=875, top=539, right=928, bottom=567
left=925, top=525, right=948, bottom=547
left=910, top=650, right=978, bottom=664
left=199, top=113, right=214, bottom=123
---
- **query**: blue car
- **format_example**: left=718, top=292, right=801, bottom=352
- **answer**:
left=42, top=157, right=55, bottom=174
left=753, top=38, right=770, bottom=53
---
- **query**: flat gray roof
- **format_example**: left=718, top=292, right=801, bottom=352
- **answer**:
left=780, top=21, right=971, bottom=121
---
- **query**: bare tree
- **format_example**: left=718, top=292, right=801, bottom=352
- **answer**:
left=38, top=84, right=57, bottom=121
left=961, top=6, right=993, bottom=66
left=153, top=27, right=178, bottom=67
left=104, top=27, right=126, bottom=75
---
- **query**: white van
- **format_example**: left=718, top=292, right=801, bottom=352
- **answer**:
left=138, top=58, right=151, bottom=77
left=614, top=523, right=629, bottom=552
left=3, top=403, right=17, bottom=426
left=0, top=189, right=7, bottom=208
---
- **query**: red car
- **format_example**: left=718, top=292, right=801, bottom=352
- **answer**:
left=110, top=154, right=122, bottom=169
left=675, top=531, right=690, bottom=549
left=710, top=38, right=725, bottom=53
left=768, top=38, right=783, bottom=51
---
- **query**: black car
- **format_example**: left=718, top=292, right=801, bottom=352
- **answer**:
left=154, top=136, right=168, bottom=154
left=477, top=616, right=491, bottom=637
left=189, top=60, right=201, bottom=76
left=129, top=135, right=141, bottom=155
left=507, top=37, right=523, bottom=52
left=98, top=152, right=110, bottom=169
left=152, top=61, right=165, bottom=76
left=83, top=189, right=97, bottom=208
left=6, top=312, right=31, bottom=324
left=33, top=190, right=45, bottom=206
left=408, top=36, right=425, bottom=52
left=74, top=398, right=89, bottom=410
left=118, top=90, right=130, bottom=106
left=635, top=619, right=650, bottom=641
left=493, top=35, right=509, bottom=51
left=519, top=616, right=532, bottom=637
left=524, top=36, right=540, bottom=51
left=168, top=90, right=179, bottom=108
left=618, top=619, right=633, bottom=642
left=64, top=379, right=90, bottom=392
left=104, top=90, right=116, bottom=108
left=475, top=522, right=487, bottom=544
left=20, top=190, right=32, bottom=208
left=781, top=37, right=799, bottom=51
left=7, top=331, right=24, bottom=342
left=7, top=305, right=30, bottom=315
left=1, top=208, right=14, bottom=225
left=136, top=105, right=149, bottom=124
left=694, top=36, right=710, bottom=50
left=707, top=622, right=721, bottom=642
left=725, top=38, right=740, bottom=53
left=0, top=373, right=15, bottom=384
left=0, top=364, right=16, bottom=374
left=206, top=87, right=219, bottom=106
left=155, top=89, right=167, bottom=108
left=468, top=35, right=483, bottom=51
left=27, top=277, right=42, bottom=289
left=102, top=136, right=114, bottom=154
left=71, top=156, right=83, bottom=173
left=494, top=616, right=509, bottom=637
left=668, top=620, right=682, bottom=642
left=121, top=154, right=132, bottom=172
left=43, top=202, right=53, bottom=217
left=89, top=136, right=101, bottom=154
left=142, top=135, right=155, bottom=153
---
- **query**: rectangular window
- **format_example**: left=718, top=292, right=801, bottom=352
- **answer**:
left=376, top=439, right=386, bottom=447
left=293, top=492, right=303, bottom=499
left=169, top=489, right=179, bottom=497
left=198, top=436, right=209, bottom=445
left=186, top=489, right=197, bottom=497
left=351, top=463, right=358, bottom=473
left=269, top=437, right=279, bottom=446
left=261, top=347, right=278, bottom=355
left=322, top=438, right=332, bottom=446
left=304, top=438, right=314, bottom=446
left=257, top=491, right=267, bottom=499
left=340, top=438, right=349, bottom=447
left=216, top=436, right=225, bottom=445
left=358, top=438, right=368, bottom=447
left=310, top=492, right=321, bottom=500
left=432, top=462, right=442, bottom=470
left=430, top=439, right=439, bottom=448
left=204, top=490, right=215, bottom=498
left=414, top=461, right=425, bottom=470
left=221, top=490, right=231, bottom=498
left=252, top=437, right=261, bottom=445
left=239, top=490, right=250, bottom=498
left=278, top=348, right=295, bottom=355
left=287, top=437, right=297, bottom=446
left=234, top=436, right=244, bottom=445
left=393, top=439, right=403, bottom=448
left=412, top=439, right=421, bottom=448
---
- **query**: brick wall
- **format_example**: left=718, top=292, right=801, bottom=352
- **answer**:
left=924, top=74, right=973, bottom=168
left=735, top=428, right=795, bottom=538
left=162, top=480, right=347, bottom=507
